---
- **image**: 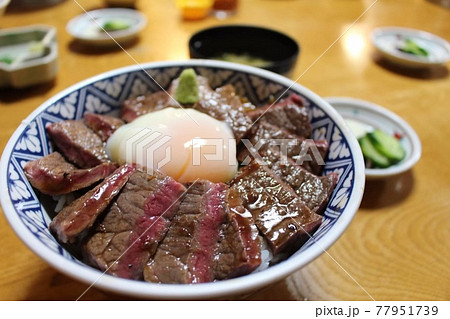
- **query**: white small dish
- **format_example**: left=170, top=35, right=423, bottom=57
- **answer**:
left=66, top=8, right=147, bottom=46
left=325, top=97, right=422, bottom=179
left=371, top=27, right=450, bottom=68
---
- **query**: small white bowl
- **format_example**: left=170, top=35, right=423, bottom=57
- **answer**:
left=326, top=97, right=422, bottom=179
left=371, top=27, right=450, bottom=68
left=66, top=8, right=147, bottom=46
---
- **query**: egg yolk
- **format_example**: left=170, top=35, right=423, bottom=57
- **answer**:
left=106, top=107, right=238, bottom=183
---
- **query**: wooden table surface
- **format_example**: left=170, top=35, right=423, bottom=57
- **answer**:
left=1, top=0, right=449, bottom=301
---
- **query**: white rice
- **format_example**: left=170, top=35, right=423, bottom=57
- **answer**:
left=254, top=237, right=273, bottom=273
left=52, top=193, right=76, bottom=213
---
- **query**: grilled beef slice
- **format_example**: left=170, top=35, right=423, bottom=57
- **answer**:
left=24, top=152, right=118, bottom=195
left=83, top=170, right=186, bottom=280
left=249, top=93, right=312, bottom=139
left=144, top=181, right=261, bottom=284
left=172, top=75, right=254, bottom=141
left=252, top=147, right=338, bottom=215
left=83, top=113, right=124, bottom=141
left=239, top=121, right=328, bottom=175
left=144, top=181, right=226, bottom=284
left=121, top=91, right=170, bottom=123
left=120, top=76, right=211, bottom=122
left=193, top=84, right=253, bottom=142
left=46, top=120, right=110, bottom=168
left=230, top=161, right=322, bottom=255
left=122, top=76, right=253, bottom=142
left=213, top=189, right=261, bottom=280
left=50, top=165, right=135, bottom=244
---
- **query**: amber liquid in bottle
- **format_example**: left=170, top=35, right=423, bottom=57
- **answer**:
left=212, top=0, right=238, bottom=19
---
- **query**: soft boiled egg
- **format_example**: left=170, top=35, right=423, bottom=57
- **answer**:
left=106, top=107, right=238, bottom=183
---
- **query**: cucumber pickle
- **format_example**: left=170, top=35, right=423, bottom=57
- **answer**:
left=368, top=130, right=406, bottom=163
left=358, top=129, right=406, bottom=168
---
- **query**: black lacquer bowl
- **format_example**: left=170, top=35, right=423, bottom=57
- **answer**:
left=189, top=25, right=300, bottom=76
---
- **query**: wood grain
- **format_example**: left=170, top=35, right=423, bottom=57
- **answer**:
left=1, top=0, right=449, bottom=300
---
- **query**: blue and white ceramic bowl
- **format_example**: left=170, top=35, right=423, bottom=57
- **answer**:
left=0, top=60, right=365, bottom=299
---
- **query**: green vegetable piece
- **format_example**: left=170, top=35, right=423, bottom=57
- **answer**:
left=29, top=41, right=45, bottom=54
left=174, top=68, right=199, bottom=104
left=399, top=38, right=428, bottom=57
left=368, top=130, right=406, bottom=163
left=218, top=52, right=270, bottom=68
left=102, top=20, right=130, bottom=32
left=359, top=135, right=391, bottom=168
left=0, top=56, right=14, bottom=65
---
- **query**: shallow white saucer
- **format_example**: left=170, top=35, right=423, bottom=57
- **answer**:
left=325, top=97, right=422, bottom=179
left=371, top=27, right=450, bottom=68
left=66, top=8, right=147, bottom=46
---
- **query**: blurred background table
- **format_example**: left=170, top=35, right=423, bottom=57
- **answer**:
left=0, top=0, right=449, bottom=300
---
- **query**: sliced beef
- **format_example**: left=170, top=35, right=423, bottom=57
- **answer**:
left=144, top=181, right=260, bottom=284
left=230, top=161, right=322, bottom=255
left=50, top=165, right=135, bottom=244
left=253, top=147, right=338, bottom=215
left=299, top=139, right=329, bottom=175
left=171, top=76, right=253, bottom=141
left=249, top=93, right=312, bottom=139
left=193, top=84, right=253, bottom=142
left=83, top=170, right=186, bottom=280
left=121, top=91, right=170, bottom=123
left=239, top=121, right=304, bottom=161
left=83, top=113, right=124, bottom=141
left=46, top=120, right=110, bottom=168
left=239, top=121, right=328, bottom=175
left=213, top=189, right=261, bottom=280
left=144, top=181, right=227, bottom=284
left=120, top=77, right=211, bottom=123
left=24, top=152, right=118, bottom=196
left=121, top=76, right=253, bottom=141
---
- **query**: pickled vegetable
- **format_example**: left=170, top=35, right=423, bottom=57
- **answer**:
left=358, top=135, right=391, bottom=168
left=368, top=129, right=406, bottom=163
